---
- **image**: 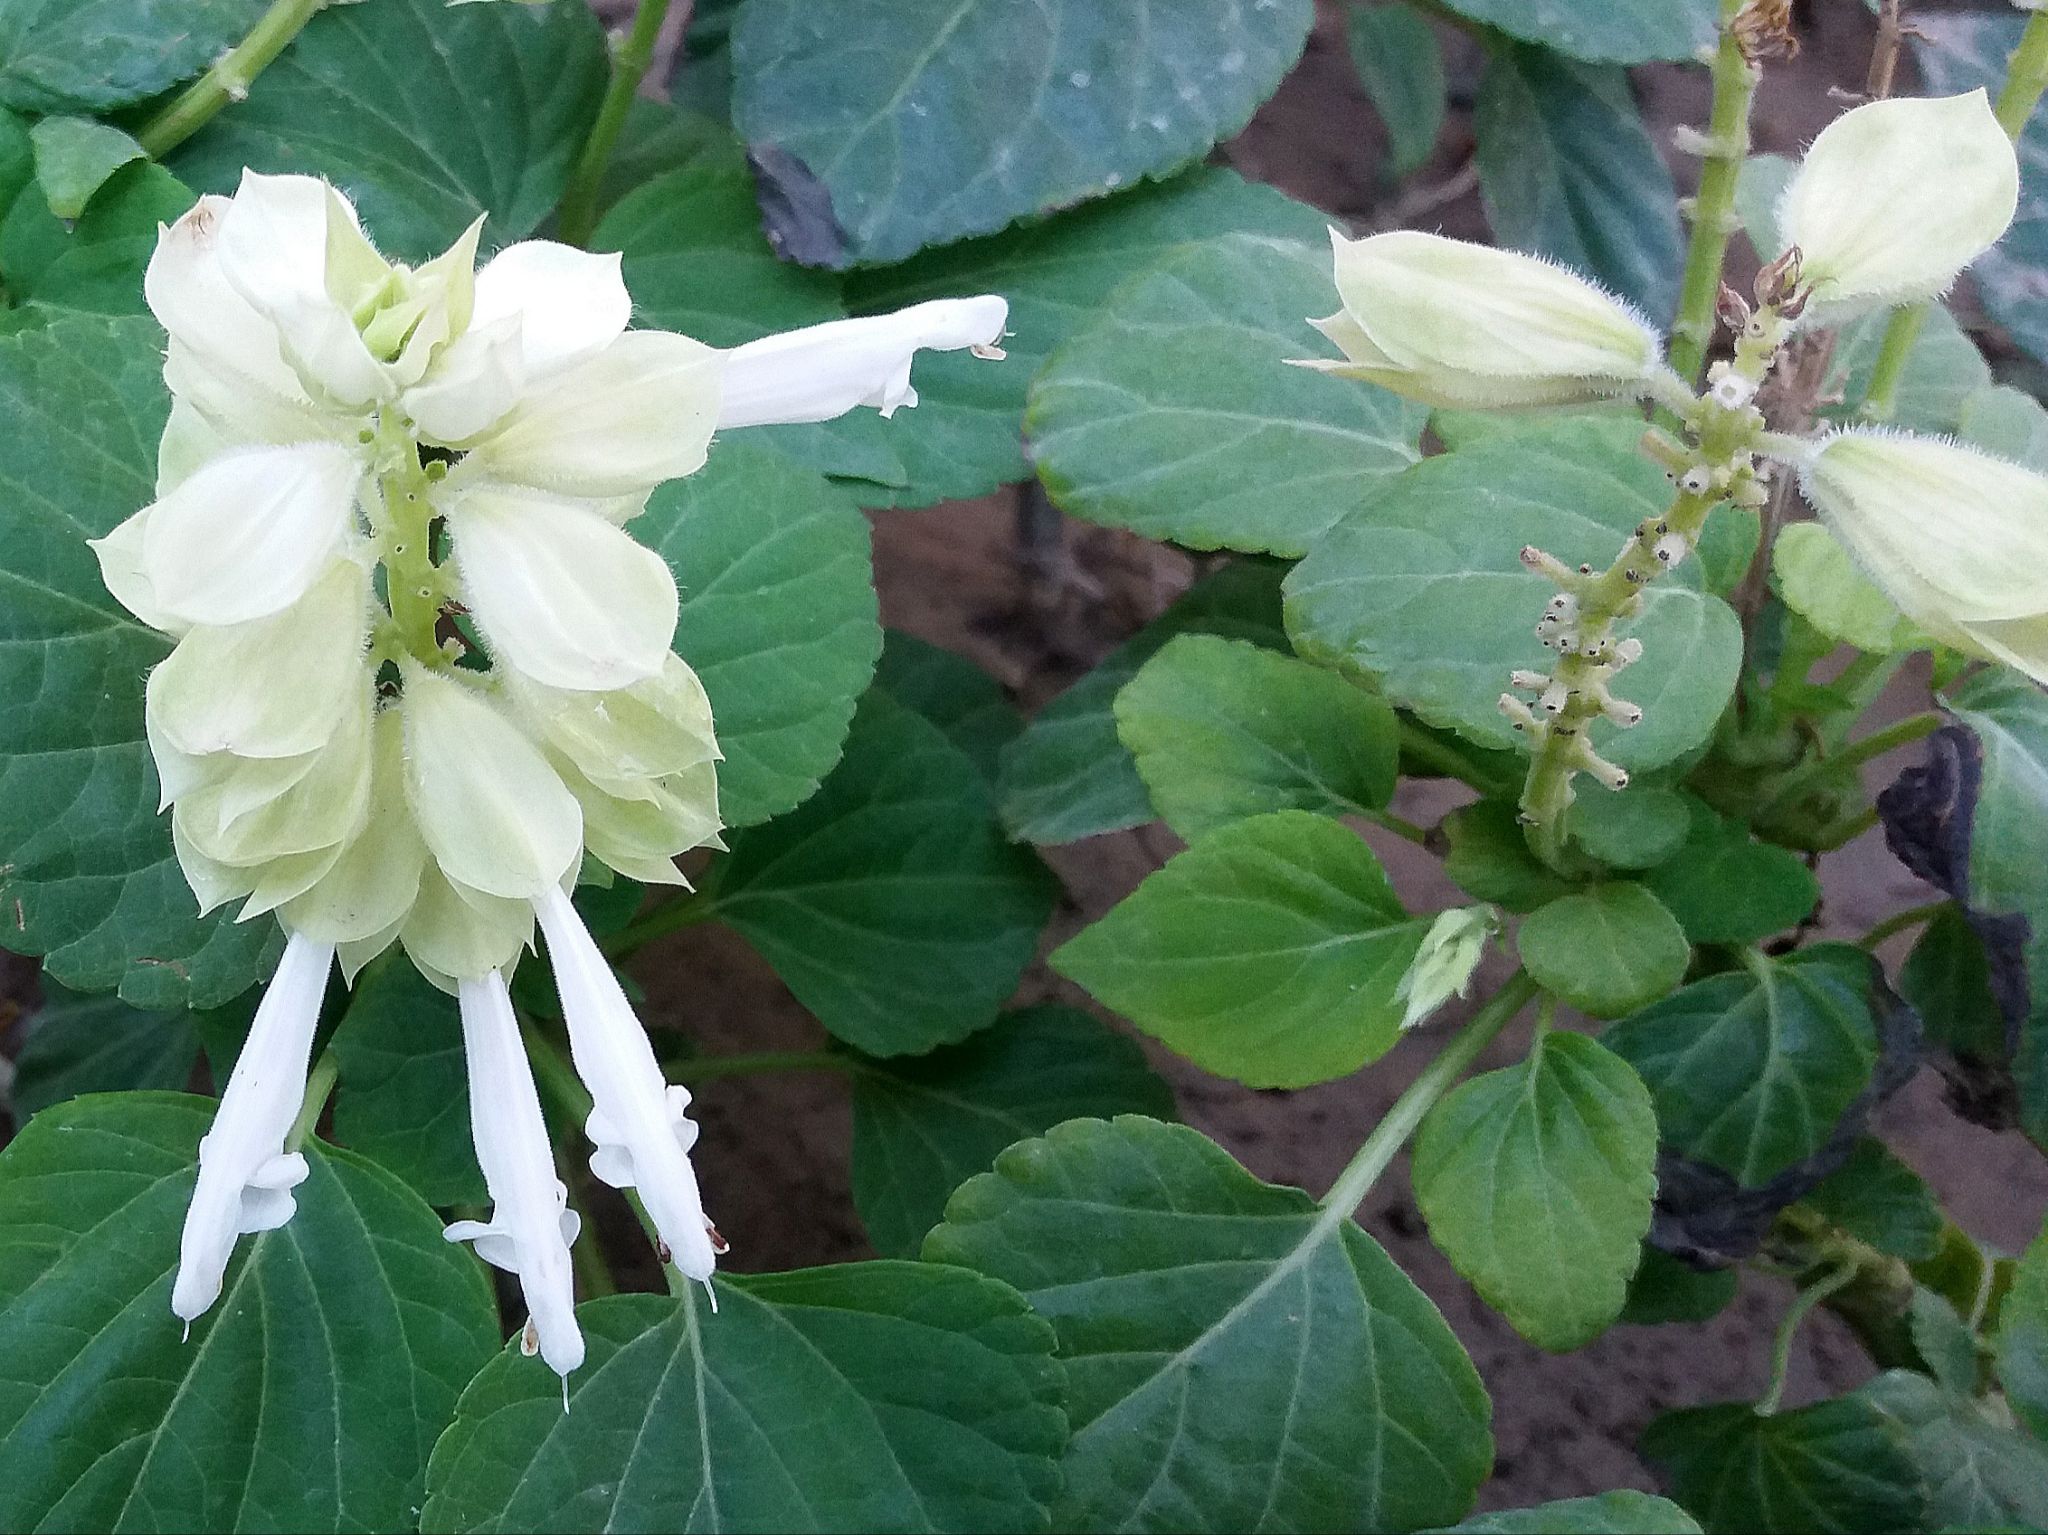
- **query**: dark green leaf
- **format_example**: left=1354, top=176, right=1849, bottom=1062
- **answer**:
left=0, top=1092, right=500, bottom=1531
left=1414, top=1031, right=1657, bottom=1349
left=1029, top=231, right=1427, bottom=556
left=1437, top=0, right=1715, bottom=64
left=1443, top=799, right=1575, bottom=913
left=9, top=160, right=194, bottom=319
left=1899, top=906, right=2009, bottom=1067
left=421, top=1267, right=1066, bottom=1533
left=1517, top=884, right=1691, bottom=1019
left=0, top=315, right=280, bottom=1006
left=1348, top=4, right=1446, bottom=179
left=927, top=1115, right=1493, bottom=1533
left=1286, top=421, right=1742, bottom=775
left=1859, top=1369, right=2048, bottom=1532
left=1116, top=632, right=1399, bottom=840
left=1428, top=1490, right=1702, bottom=1533
left=11, top=982, right=196, bottom=1116
left=1052, top=811, right=1430, bottom=1087
left=1620, top=1246, right=1738, bottom=1325
left=1641, top=802, right=1820, bottom=946
left=1475, top=47, right=1682, bottom=316
left=705, top=689, right=1056, bottom=1056
left=874, top=630, right=1019, bottom=786
left=1603, top=946, right=1880, bottom=1186
left=1799, top=1138, right=1942, bottom=1263
left=729, top=0, right=1312, bottom=267
left=997, top=559, right=1286, bottom=845
left=0, top=0, right=264, bottom=112
left=850, top=1004, right=1173, bottom=1257
left=171, top=0, right=607, bottom=259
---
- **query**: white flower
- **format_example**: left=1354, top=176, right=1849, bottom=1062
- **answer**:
left=1779, top=91, right=2019, bottom=322
left=446, top=970, right=585, bottom=1379
left=173, top=932, right=334, bottom=1325
left=1394, top=906, right=1497, bottom=1032
left=1298, top=229, right=1665, bottom=409
left=716, top=297, right=1009, bottom=428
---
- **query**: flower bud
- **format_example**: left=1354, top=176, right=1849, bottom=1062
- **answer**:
left=1778, top=92, right=2019, bottom=321
left=1797, top=428, right=2048, bottom=681
left=1297, top=230, right=1665, bottom=410
left=1395, top=906, right=1497, bottom=1032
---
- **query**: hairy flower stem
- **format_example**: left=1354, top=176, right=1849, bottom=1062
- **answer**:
left=1668, top=0, right=1761, bottom=387
left=557, top=0, right=681, bottom=247
left=1864, top=7, right=2048, bottom=420
left=136, top=0, right=328, bottom=159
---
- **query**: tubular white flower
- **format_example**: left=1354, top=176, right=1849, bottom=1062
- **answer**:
left=536, top=886, right=719, bottom=1284
left=447, top=971, right=585, bottom=1379
left=1299, top=229, right=1665, bottom=409
left=1779, top=91, right=2019, bottom=321
left=173, top=931, right=335, bottom=1324
left=716, top=296, right=1010, bottom=429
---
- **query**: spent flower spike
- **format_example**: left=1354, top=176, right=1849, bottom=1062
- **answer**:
left=97, top=171, right=1010, bottom=1376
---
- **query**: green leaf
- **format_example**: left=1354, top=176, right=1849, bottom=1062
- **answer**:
left=1823, top=302, right=1994, bottom=435
left=1116, top=633, right=1398, bottom=840
left=850, top=1004, right=1174, bottom=1257
left=1443, top=799, right=1575, bottom=914
left=1414, top=1031, right=1657, bottom=1350
left=0, top=1092, right=500, bottom=1531
left=1899, top=905, right=2010, bottom=1069
left=1859, top=1370, right=2048, bottom=1532
left=421, top=1267, right=1066, bottom=1533
left=997, top=559, right=1286, bottom=845
left=0, top=0, right=263, bottom=112
left=11, top=982, right=197, bottom=1116
left=1996, top=1221, right=2048, bottom=1439
left=170, top=0, right=607, bottom=259
left=1771, top=522, right=1919, bottom=655
left=1436, top=0, right=1715, bottom=63
left=850, top=166, right=1332, bottom=504
left=329, top=953, right=484, bottom=1207
left=1640, top=802, right=1820, bottom=946
left=704, top=689, right=1056, bottom=1057
left=1960, top=383, right=2048, bottom=470
left=0, top=314, right=280, bottom=1007
left=1639, top=1397, right=1925, bottom=1535
left=728, top=0, right=1312, bottom=268
left=7, top=160, right=193, bottom=318
left=1474, top=46, right=1682, bottom=316
left=1603, top=946, right=1880, bottom=1186
left=1798, top=1138, right=1942, bottom=1263
left=1348, top=4, right=1447, bottom=179
left=27, top=115, right=141, bottom=220
left=1568, top=786, right=1693, bottom=872
left=1286, top=421, right=1742, bottom=775
left=636, top=439, right=882, bottom=828
left=1428, top=1491, right=1702, bottom=1533
left=1029, top=231, right=1427, bottom=556
left=927, top=1115, right=1493, bottom=1533
left=873, top=630, right=1019, bottom=786
left=1052, top=810, right=1430, bottom=1087
left=1620, top=1246, right=1738, bottom=1326
left=1516, top=884, right=1691, bottom=1019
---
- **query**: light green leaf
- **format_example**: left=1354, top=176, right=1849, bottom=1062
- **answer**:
left=170, top=0, right=607, bottom=259
left=1639, top=1397, right=1924, bottom=1535
left=0, top=0, right=263, bottom=112
left=1640, top=801, right=1820, bottom=946
left=1823, top=302, right=1993, bottom=435
left=728, top=0, right=1312, bottom=267
left=1960, top=383, right=2048, bottom=470
left=1798, top=1138, right=1942, bottom=1263
left=1772, top=522, right=1919, bottom=655
left=1116, top=632, right=1398, bottom=839
left=1029, top=231, right=1427, bottom=557
left=1052, top=810, right=1431, bottom=1087
left=28, top=115, right=141, bottom=219
left=927, top=1115, right=1493, bottom=1533
left=421, top=1268, right=1066, bottom=1533
left=849, top=166, right=1333, bottom=505
left=1997, top=1221, right=2048, bottom=1440
left=329, top=953, right=484, bottom=1207
left=874, top=630, right=1019, bottom=786
left=997, top=558, right=1287, bottom=845
left=11, top=983, right=197, bottom=1116
left=1348, top=4, right=1446, bottom=179
left=850, top=1004, right=1174, bottom=1257
left=1603, top=946, right=1880, bottom=1186
left=704, top=689, right=1056, bottom=1057
left=1287, top=422, right=1742, bottom=774
left=1735, top=153, right=1794, bottom=261
left=1474, top=46, right=1681, bottom=316
left=636, top=438, right=882, bottom=828
left=1859, top=1370, right=2048, bottom=1533
left=1436, top=0, right=1715, bottom=63
left=1428, top=1490, right=1702, bottom=1533
left=1517, top=884, right=1690, bottom=1019
left=1414, top=1031, right=1658, bottom=1350
left=0, top=315, right=280, bottom=1006
left=1568, top=786, right=1693, bottom=872
left=0, top=1092, right=500, bottom=1531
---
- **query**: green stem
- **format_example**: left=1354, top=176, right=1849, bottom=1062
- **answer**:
left=285, top=1051, right=340, bottom=1153
left=1397, top=719, right=1508, bottom=794
left=1809, top=803, right=1879, bottom=852
left=601, top=890, right=712, bottom=957
left=556, top=0, right=678, bottom=246
left=1758, top=1262, right=1860, bottom=1415
left=1668, top=0, right=1760, bottom=386
left=1760, top=710, right=1944, bottom=818
left=1364, top=808, right=1430, bottom=847
left=136, top=0, right=328, bottom=159
left=522, top=1014, right=593, bottom=1124
left=672, top=1049, right=856, bottom=1085
left=1318, top=971, right=1538, bottom=1215
left=1859, top=898, right=1949, bottom=951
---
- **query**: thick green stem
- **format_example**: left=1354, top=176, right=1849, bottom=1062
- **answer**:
left=285, top=1051, right=340, bottom=1153
left=136, top=0, right=328, bottom=158
left=1318, top=971, right=1538, bottom=1215
left=1864, top=9, right=2048, bottom=419
left=557, top=0, right=678, bottom=246
left=1668, top=0, right=1760, bottom=386
left=601, top=889, right=712, bottom=957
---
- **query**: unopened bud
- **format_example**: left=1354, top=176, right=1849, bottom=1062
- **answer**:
left=1716, top=281, right=1752, bottom=332
left=1709, top=369, right=1757, bottom=410
left=1522, top=546, right=1581, bottom=586
left=1509, top=669, right=1549, bottom=691
left=1499, top=693, right=1541, bottom=732
left=1539, top=681, right=1570, bottom=715
left=1395, top=906, right=1499, bottom=1032
left=1600, top=693, right=1645, bottom=728
left=1652, top=533, right=1689, bottom=567
left=1613, top=638, right=1645, bottom=665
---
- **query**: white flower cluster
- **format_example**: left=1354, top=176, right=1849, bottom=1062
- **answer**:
left=94, top=171, right=1008, bottom=1377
